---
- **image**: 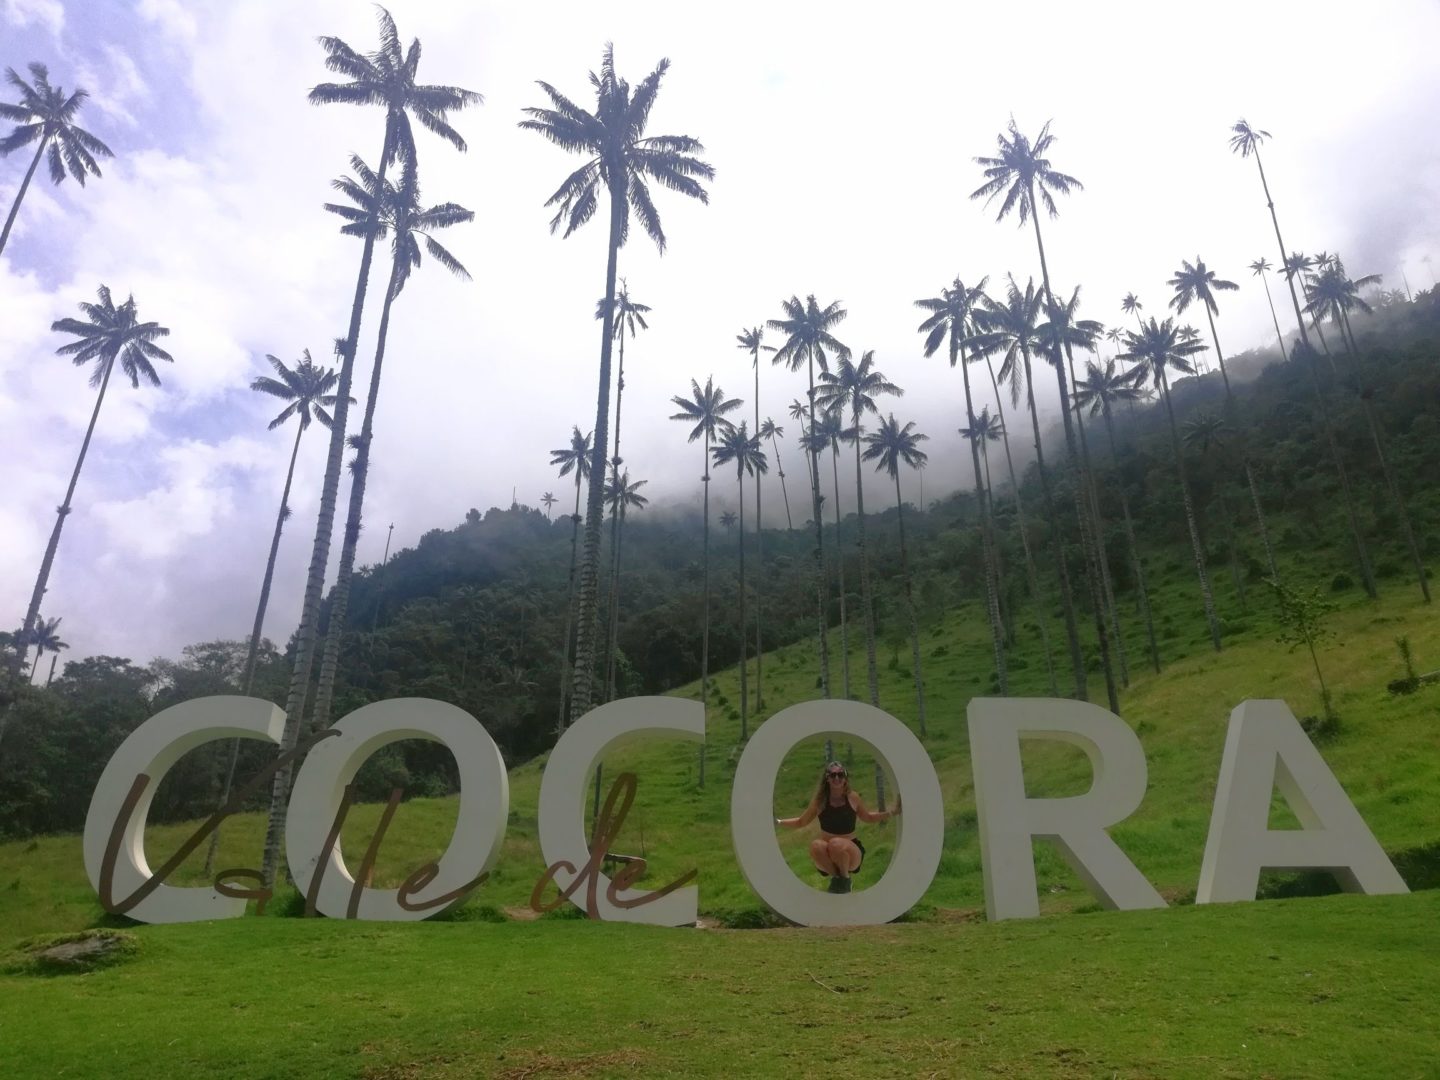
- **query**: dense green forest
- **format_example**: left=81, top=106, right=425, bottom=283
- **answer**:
left=3, top=290, right=1436, bottom=839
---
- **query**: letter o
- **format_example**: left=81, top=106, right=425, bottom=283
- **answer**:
left=731, top=700, right=943, bottom=926
left=286, top=698, right=508, bottom=920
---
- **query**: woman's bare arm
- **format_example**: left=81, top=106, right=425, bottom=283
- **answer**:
left=777, top=796, right=821, bottom=828
left=851, top=792, right=900, bottom=824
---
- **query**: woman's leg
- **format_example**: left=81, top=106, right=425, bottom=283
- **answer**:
left=826, top=837, right=859, bottom=878
left=809, top=837, right=837, bottom=875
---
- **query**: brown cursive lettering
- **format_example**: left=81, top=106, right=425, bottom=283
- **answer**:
left=98, top=728, right=341, bottom=915
left=529, top=771, right=697, bottom=919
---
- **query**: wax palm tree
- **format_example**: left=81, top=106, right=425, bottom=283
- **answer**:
left=1121, top=318, right=1222, bottom=650
left=669, top=377, right=741, bottom=718
left=787, top=397, right=816, bottom=498
left=1182, top=411, right=1251, bottom=613
left=712, top=423, right=766, bottom=739
left=522, top=45, right=713, bottom=722
left=915, top=277, right=1023, bottom=694
left=862, top=415, right=929, bottom=735
left=758, top=417, right=793, bottom=530
left=1311, top=262, right=1429, bottom=602
left=808, top=408, right=854, bottom=699
left=242, top=351, right=344, bottom=693
left=0, top=63, right=114, bottom=259
left=719, top=510, right=737, bottom=531
left=1169, top=256, right=1278, bottom=580
left=959, top=407, right=1004, bottom=493
left=542, top=492, right=557, bottom=518
left=1250, top=257, right=1287, bottom=355
left=817, top=351, right=901, bottom=707
left=603, top=471, right=650, bottom=700
left=25, top=617, right=66, bottom=682
left=310, top=159, right=474, bottom=740
left=736, top=325, right=775, bottom=709
left=551, top=427, right=593, bottom=732
left=1230, top=120, right=1310, bottom=348
left=767, top=295, right=850, bottom=698
left=13, top=287, right=171, bottom=674
left=1120, top=292, right=1143, bottom=330
left=263, top=6, right=482, bottom=886
left=973, top=275, right=1085, bottom=698
left=1037, top=286, right=1122, bottom=704
left=1072, top=358, right=1161, bottom=673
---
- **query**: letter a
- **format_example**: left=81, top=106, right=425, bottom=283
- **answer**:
left=1197, top=700, right=1408, bottom=903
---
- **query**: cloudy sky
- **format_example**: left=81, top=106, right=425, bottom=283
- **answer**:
left=2, top=0, right=1438, bottom=667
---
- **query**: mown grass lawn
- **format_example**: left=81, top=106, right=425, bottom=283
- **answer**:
left=2, top=891, right=1438, bottom=1078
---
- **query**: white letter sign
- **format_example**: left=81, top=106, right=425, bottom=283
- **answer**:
left=968, top=698, right=1165, bottom=921
left=1197, top=699, right=1408, bottom=903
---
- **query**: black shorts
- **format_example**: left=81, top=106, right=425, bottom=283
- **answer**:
left=818, top=837, right=864, bottom=875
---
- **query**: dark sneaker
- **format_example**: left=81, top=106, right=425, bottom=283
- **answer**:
left=826, top=876, right=844, bottom=894
left=837, top=876, right=852, bottom=894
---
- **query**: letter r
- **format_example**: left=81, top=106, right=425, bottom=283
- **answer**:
left=967, top=698, right=1165, bottom=921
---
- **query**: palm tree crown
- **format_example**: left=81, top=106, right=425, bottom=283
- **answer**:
left=0, top=62, right=113, bottom=183
left=52, top=285, right=173, bottom=387
left=1121, top=293, right=1143, bottom=317
left=1037, top=285, right=1103, bottom=366
left=1249, top=257, right=1273, bottom=277
left=605, top=471, right=650, bottom=513
left=309, top=6, right=481, bottom=166
left=1119, top=318, right=1208, bottom=387
left=767, top=295, right=850, bottom=375
left=970, top=117, right=1082, bottom=224
left=959, top=406, right=1004, bottom=447
left=519, top=43, right=713, bottom=250
left=816, top=351, right=902, bottom=421
left=1072, top=358, right=1147, bottom=418
left=550, top=426, right=594, bottom=485
left=1168, top=257, right=1239, bottom=318
left=712, top=421, right=768, bottom=479
left=250, top=350, right=343, bottom=431
left=915, top=276, right=990, bottom=367
left=597, top=279, right=652, bottom=338
left=972, top=274, right=1043, bottom=406
left=1228, top=118, right=1271, bottom=158
left=862, top=414, right=929, bottom=478
left=669, top=376, right=742, bottom=444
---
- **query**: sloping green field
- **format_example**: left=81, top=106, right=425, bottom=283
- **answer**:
left=2, top=583, right=1438, bottom=1077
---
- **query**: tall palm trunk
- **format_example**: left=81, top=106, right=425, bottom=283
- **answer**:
left=260, top=126, right=391, bottom=886
left=15, top=346, right=116, bottom=675
left=1204, top=311, right=1279, bottom=582
left=603, top=500, right=632, bottom=701
left=956, top=337, right=1007, bottom=693
left=556, top=474, right=582, bottom=734
left=1099, top=404, right=1161, bottom=673
left=1337, top=320, right=1429, bottom=603
left=1065, top=349, right=1129, bottom=690
left=850, top=419, right=880, bottom=707
left=310, top=253, right=407, bottom=735
left=203, top=416, right=306, bottom=876
left=752, top=358, right=764, bottom=713
left=1261, top=275, right=1287, bottom=356
left=737, top=468, right=748, bottom=740
left=602, top=327, right=629, bottom=701
left=893, top=471, right=926, bottom=736
left=1300, top=344, right=1378, bottom=598
left=807, top=354, right=831, bottom=697
left=829, top=439, right=851, bottom=699
left=1029, top=210, right=1119, bottom=711
left=698, top=426, right=711, bottom=788
left=1250, top=147, right=1309, bottom=349
left=768, top=428, right=794, bottom=530
left=984, top=355, right=1058, bottom=694
left=0, top=136, right=46, bottom=259
left=570, top=185, right=624, bottom=720
left=1158, top=367, right=1222, bottom=650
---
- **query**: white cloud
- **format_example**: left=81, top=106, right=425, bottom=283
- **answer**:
left=2, top=0, right=63, bottom=37
left=2, top=0, right=1439, bottom=666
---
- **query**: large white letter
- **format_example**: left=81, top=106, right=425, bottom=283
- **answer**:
left=286, top=698, right=509, bottom=921
left=84, top=695, right=285, bottom=924
left=537, top=696, right=703, bottom=925
left=731, top=700, right=943, bottom=927
left=1197, top=699, right=1408, bottom=903
left=968, top=697, right=1165, bottom=921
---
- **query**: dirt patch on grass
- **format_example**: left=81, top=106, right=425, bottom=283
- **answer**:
left=4, top=929, right=139, bottom=976
left=494, top=1049, right=651, bottom=1079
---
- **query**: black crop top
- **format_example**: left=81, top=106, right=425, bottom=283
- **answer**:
left=818, top=795, right=857, bottom=834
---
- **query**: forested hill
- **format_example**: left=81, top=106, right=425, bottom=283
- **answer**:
left=3, top=292, right=1438, bottom=838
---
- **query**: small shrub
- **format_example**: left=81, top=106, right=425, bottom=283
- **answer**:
left=1330, top=572, right=1355, bottom=592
